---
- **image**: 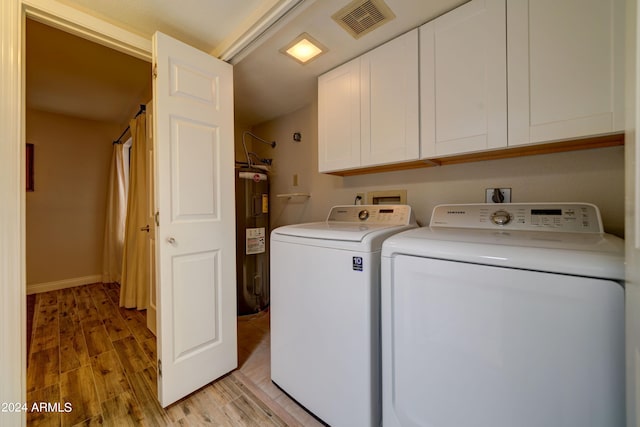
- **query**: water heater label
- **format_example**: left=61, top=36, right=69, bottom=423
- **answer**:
left=246, top=227, right=266, bottom=255
left=353, top=257, right=363, bottom=271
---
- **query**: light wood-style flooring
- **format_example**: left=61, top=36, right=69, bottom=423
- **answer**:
left=27, top=283, right=323, bottom=426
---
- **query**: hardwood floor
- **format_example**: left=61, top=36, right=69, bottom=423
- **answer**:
left=236, top=312, right=324, bottom=427
left=27, top=283, right=323, bottom=426
left=27, top=293, right=36, bottom=363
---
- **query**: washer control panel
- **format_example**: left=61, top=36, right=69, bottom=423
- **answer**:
left=430, top=203, right=603, bottom=233
left=327, top=205, right=413, bottom=225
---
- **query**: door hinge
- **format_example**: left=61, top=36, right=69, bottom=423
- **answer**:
left=153, top=63, right=158, bottom=79
left=155, top=211, right=159, bottom=227
left=158, top=359, right=162, bottom=377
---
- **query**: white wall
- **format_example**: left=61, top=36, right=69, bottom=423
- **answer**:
left=26, top=109, right=118, bottom=291
left=253, top=101, right=625, bottom=237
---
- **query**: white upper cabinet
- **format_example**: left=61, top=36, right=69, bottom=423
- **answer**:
left=420, top=0, right=507, bottom=158
left=361, top=29, right=419, bottom=166
left=318, top=29, right=419, bottom=173
left=318, top=58, right=361, bottom=173
left=507, top=0, right=625, bottom=146
left=319, top=0, right=624, bottom=173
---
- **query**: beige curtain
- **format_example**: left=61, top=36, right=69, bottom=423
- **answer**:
left=120, top=114, right=149, bottom=309
left=102, top=141, right=129, bottom=283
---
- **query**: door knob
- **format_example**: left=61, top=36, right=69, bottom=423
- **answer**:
left=140, top=225, right=150, bottom=232
left=167, top=237, right=176, bottom=244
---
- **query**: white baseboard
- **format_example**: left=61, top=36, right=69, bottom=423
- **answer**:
left=27, top=274, right=102, bottom=295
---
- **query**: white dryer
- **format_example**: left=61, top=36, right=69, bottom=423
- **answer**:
left=271, top=205, right=416, bottom=427
left=381, top=203, right=624, bottom=427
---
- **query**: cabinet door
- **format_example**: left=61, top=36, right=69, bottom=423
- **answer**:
left=318, top=59, right=361, bottom=172
left=361, top=29, right=419, bottom=166
left=507, top=0, right=624, bottom=146
left=420, top=0, right=507, bottom=158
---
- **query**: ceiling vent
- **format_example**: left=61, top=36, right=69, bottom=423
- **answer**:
left=332, top=0, right=396, bottom=39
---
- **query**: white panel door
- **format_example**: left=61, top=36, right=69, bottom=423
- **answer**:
left=507, top=0, right=625, bottom=146
left=361, top=29, right=419, bottom=166
left=420, top=0, right=507, bottom=158
left=318, top=58, right=361, bottom=172
left=153, top=31, right=236, bottom=407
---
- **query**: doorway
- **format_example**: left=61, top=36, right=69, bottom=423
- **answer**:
left=24, top=17, right=152, bottom=297
left=23, top=15, right=251, bottom=418
left=25, top=18, right=155, bottom=424
left=8, top=4, right=241, bottom=422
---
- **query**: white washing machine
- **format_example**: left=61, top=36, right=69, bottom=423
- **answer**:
left=271, top=205, right=416, bottom=427
left=381, top=203, right=625, bottom=427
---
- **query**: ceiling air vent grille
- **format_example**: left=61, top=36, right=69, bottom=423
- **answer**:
left=332, top=0, right=396, bottom=39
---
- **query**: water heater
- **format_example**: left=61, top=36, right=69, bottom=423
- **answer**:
left=235, top=167, right=270, bottom=315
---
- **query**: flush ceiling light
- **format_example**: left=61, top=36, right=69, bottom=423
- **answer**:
left=280, top=33, right=327, bottom=64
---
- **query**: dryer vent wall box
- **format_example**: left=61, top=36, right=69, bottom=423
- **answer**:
left=270, top=205, right=416, bottom=427
left=367, top=189, right=407, bottom=205
left=380, top=203, right=624, bottom=427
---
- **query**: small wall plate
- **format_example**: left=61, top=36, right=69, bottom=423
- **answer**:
left=485, top=188, right=512, bottom=203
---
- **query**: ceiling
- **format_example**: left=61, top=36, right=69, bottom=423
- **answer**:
left=26, top=19, right=152, bottom=126
left=26, top=0, right=467, bottom=128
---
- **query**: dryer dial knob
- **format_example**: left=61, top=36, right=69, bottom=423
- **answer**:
left=491, top=210, right=512, bottom=226
left=358, top=210, right=370, bottom=221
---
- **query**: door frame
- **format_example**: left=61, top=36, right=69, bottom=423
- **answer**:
left=0, top=2, right=151, bottom=425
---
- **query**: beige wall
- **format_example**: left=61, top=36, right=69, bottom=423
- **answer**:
left=253, top=101, right=625, bottom=237
left=26, top=109, right=119, bottom=288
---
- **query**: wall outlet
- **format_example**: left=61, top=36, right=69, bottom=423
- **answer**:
left=485, top=188, right=511, bottom=203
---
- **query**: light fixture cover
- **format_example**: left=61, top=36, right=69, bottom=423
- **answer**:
left=280, top=33, right=327, bottom=64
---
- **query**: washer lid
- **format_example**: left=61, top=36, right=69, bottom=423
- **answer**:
left=273, top=221, right=404, bottom=242
left=382, top=227, right=625, bottom=280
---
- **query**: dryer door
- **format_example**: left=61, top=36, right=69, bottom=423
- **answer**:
left=382, top=255, right=624, bottom=427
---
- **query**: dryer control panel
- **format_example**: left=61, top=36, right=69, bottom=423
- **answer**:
left=327, top=205, right=414, bottom=225
left=430, top=203, right=603, bottom=233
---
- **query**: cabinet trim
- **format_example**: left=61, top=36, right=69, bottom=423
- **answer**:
left=432, top=133, right=624, bottom=165
left=325, top=133, right=624, bottom=176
